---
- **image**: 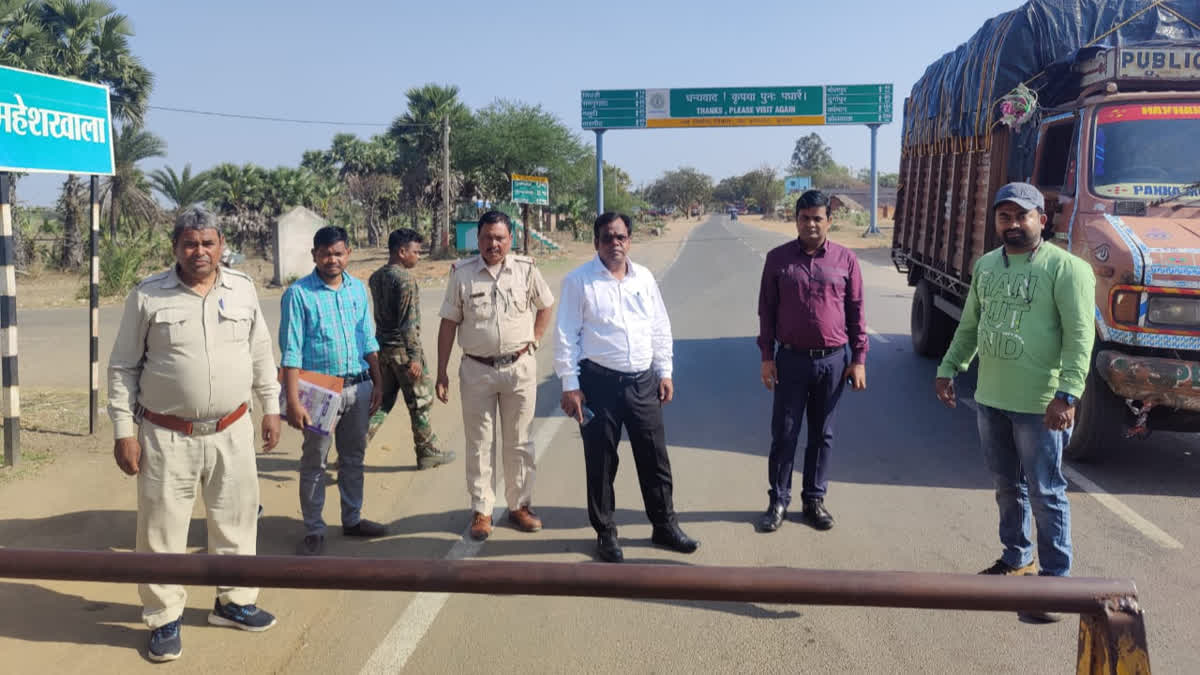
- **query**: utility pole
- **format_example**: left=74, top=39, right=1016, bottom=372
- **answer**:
left=594, top=130, right=605, bottom=216
left=866, top=123, right=882, bottom=237
left=442, top=114, right=451, bottom=255
left=521, top=203, right=530, bottom=253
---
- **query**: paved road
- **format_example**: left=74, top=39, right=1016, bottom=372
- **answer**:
left=2, top=215, right=1197, bottom=673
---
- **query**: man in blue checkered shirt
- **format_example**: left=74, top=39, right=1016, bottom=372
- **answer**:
left=280, top=226, right=387, bottom=556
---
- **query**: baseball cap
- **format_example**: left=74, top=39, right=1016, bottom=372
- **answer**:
left=993, top=182, right=1045, bottom=211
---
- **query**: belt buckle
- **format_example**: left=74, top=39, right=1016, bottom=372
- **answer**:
left=494, top=353, right=516, bottom=368
left=191, top=420, right=217, bottom=435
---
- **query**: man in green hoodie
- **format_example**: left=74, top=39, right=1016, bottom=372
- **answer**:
left=934, top=182, right=1095, bottom=623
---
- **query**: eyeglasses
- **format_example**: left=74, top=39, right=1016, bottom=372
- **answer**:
left=599, top=233, right=629, bottom=244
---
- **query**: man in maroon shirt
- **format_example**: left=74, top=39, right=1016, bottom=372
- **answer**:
left=756, top=190, right=868, bottom=533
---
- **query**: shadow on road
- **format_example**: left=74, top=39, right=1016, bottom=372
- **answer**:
left=660, top=333, right=1200, bottom=499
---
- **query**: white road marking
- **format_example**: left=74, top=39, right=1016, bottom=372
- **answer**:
left=958, top=397, right=1183, bottom=550
left=364, top=223, right=713, bottom=670
left=868, top=327, right=890, bottom=343
left=360, top=411, right=570, bottom=674
left=1061, top=465, right=1184, bottom=550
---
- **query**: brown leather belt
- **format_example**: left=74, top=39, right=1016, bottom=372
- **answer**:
left=466, top=345, right=530, bottom=368
left=141, top=402, right=249, bottom=436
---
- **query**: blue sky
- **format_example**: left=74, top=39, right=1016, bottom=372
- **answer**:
left=19, top=0, right=1020, bottom=205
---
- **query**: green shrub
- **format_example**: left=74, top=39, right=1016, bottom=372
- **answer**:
left=77, top=230, right=174, bottom=299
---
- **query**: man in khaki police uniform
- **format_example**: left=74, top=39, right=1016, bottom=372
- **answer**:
left=436, top=210, right=554, bottom=540
left=109, top=206, right=282, bottom=662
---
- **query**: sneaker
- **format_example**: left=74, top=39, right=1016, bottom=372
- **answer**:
left=208, top=599, right=277, bottom=632
left=978, top=559, right=1037, bottom=576
left=469, top=512, right=493, bottom=541
left=147, top=619, right=182, bottom=662
left=343, top=519, right=388, bottom=537
left=297, top=533, right=325, bottom=556
left=507, top=506, right=543, bottom=532
left=417, top=448, right=457, bottom=470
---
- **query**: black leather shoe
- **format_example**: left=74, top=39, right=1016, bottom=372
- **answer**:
left=297, top=533, right=325, bottom=556
left=1018, top=611, right=1063, bottom=624
left=802, top=499, right=834, bottom=531
left=757, top=502, right=786, bottom=533
left=651, top=523, right=700, bottom=553
left=595, top=532, right=624, bottom=563
left=343, top=519, right=388, bottom=537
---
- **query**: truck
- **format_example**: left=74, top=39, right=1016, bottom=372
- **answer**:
left=892, top=0, right=1200, bottom=460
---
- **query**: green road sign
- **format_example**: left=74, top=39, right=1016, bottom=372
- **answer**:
left=580, top=84, right=892, bottom=129
left=669, top=86, right=824, bottom=118
left=582, top=89, right=645, bottom=130
left=824, top=84, right=893, bottom=124
left=0, top=65, right=114, bottom=175
left=511, top=173, right=549, bottom=205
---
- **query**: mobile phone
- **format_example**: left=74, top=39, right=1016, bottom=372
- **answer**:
left=580, top=405, right=595, bottom=426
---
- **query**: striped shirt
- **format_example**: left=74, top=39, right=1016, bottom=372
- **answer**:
left=279, top=269, right=380, bottom=376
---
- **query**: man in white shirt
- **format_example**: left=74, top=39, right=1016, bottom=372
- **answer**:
left=554, top=212, right=699, bottom=563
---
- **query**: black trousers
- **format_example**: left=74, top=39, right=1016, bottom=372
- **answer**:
left=767, top=345, right=848, bottom=506
left=579, top=359, right=676, bottom=535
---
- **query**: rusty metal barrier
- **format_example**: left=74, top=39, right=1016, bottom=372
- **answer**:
left=0, top=548, right=1149, bottom=673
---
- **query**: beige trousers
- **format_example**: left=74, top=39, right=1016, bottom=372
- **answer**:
left=136, top=414, right=259, bottom=628
left=458, top=352, right=537, bottom=514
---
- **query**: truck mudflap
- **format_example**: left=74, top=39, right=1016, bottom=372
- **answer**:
left=1095, top=350, right=1200, bottom=413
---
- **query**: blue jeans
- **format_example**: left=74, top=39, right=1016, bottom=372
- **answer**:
left=975, top=404, right=1072, bottom=576
left=299, top=379, right=372, bottom=535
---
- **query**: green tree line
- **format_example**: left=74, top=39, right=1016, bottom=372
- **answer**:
left=1, top=0, right=641, bottom=276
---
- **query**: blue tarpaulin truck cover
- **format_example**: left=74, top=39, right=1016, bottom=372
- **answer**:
left=903, top=0, right=1200, bottom=149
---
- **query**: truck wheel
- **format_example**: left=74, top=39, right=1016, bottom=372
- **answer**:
left=911, top=280, right=953, bottom=358
left=1065, top=358, right=1128, bottom=462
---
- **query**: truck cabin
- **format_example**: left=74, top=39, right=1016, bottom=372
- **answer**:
left=1030, top=42, right=1200, bottom=237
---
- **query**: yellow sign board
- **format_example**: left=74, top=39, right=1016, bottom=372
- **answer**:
left=645, top=115, right=826, bottom=128
left=511, top=173, right=548, bottom=184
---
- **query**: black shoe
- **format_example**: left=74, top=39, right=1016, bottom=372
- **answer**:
left=595, top=532, right=624, bottom=563
left=978, top=559, right=1036, bottom=576
left=802, top=499, right=834, bottom=530
left=1018, top=611, right=1064, bottom=624
left=343, top=519, right=388, bottom=537
left=417, top=449, right=457, bottom=470
left=757, top=502, right=786, bottom=533
left=297, top=533, right=325, bottom=556
left=651, top=523, right=700, bottom=554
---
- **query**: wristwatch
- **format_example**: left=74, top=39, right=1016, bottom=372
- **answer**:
left=1054, top=391, right=1078, bottom=406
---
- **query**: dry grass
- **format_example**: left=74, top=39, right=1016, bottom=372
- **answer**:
left=0, top=387, right=100, bottom=486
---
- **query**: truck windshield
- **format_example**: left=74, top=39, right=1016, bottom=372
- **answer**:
left=1092, top=102, right=1200, bottom=200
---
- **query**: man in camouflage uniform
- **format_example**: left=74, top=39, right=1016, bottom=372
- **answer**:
left=368, top=228, right=456, bottom=469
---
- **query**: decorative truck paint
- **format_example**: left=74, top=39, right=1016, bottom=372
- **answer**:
left=894, top=30, right=1200, bottom=459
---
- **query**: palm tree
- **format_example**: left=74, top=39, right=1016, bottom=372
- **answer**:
left=104, top=124, right=165, bottom=237
left=1, top=0, right=155, bottom=267
left=389, top=84, right=471, bottom=251
left=208, top=163, right=269, bottom=251
left=149, top=164, right=217, bottom=215
left=263, top=166, right=319, bottom=216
